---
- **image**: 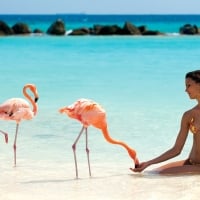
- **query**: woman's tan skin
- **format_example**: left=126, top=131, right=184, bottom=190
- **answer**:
left=131, top=70, right=200, bottom=174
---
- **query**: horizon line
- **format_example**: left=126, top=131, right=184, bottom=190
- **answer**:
left=0, top=13, right=200, bottom=15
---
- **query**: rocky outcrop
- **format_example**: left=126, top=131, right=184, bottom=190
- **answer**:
left=96, top=25, right=122, bottom=35
left=142, top=30, right=163, bottom=35
left=68, top=27, right=90, bottom=35
left=122, top=22, right=141, bottom=35
left=47, top=19, right=66, bottom=35
left=12, top=23, right=31, bottom=34
left=179, top=24, right=199, bottom=35
left=0, top=21, right=13, bottom=35
left=90, top=22, right=164, bottom=36
left=2, top=18, right=200, bottom=37
left=33, top=28, right=44, bottom=34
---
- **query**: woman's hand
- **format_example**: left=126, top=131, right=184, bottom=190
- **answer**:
left=130, top=161, right=150, bottom=173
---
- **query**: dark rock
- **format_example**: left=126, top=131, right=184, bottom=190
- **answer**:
left=95, top=24, right=122, bottom=35
left=47, top=19, right=66, bottom=35
left=142, top=30, right=163, bottom=36
left=122, top=22, right=141, bottom=35
left=0, top=20, right=13, bottom=35
left=138, top=25, right=147, bottom=34
left=33, top=28, right=43, bottom=34
left=12, top=23, right=31, bottom=34
left=179, top=24, right=198, bottom=35
left=69, top=27, right=90, bottom=35
left=92, top=25, right=103, bottom=35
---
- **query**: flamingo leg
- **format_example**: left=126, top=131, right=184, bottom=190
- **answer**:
left=0, top=130, right=8, bottom=143
left=13, top=123, right=19, bottom=167
left=72, top=126, right=85, bottom=178
left=85, top=128, right=91, bottom=177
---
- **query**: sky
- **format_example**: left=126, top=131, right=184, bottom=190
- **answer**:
left=0, top=0, right=200, bottom=14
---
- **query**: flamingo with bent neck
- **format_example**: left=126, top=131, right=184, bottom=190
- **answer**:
left=59, top=98, right=139, bottom=178
left=0, top=84, right=39, bottom=166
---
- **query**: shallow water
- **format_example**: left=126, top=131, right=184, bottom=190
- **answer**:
left=0, top=28, right=200, bottom=199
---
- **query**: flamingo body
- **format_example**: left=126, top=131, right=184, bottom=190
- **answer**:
left=0, top=98, right=34, bottom=122
left=0, top=84, right=39, bottom=166
left=60, top=98, right=106, bottom=129
left=59, top=98, right=139, bottom=178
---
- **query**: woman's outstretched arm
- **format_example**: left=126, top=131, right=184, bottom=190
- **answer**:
left=131, top=111, right=190, bottom=173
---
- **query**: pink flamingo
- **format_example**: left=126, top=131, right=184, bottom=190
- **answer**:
left=0, top=84, right=39, bottom=166
left=59, top=98, right=139, bottom=178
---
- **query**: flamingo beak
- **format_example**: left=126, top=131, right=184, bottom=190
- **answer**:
left=35, top=97, right=39, bottom=103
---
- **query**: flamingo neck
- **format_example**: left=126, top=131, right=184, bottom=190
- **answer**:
left=101, top=126, right=138, bottom=164
left=23, top=85, right=38, bottom=115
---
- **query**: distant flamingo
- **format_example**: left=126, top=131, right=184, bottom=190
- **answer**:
left=59, top=98, right=139, bottom=178
left=0, top=84, right=39, bottom=166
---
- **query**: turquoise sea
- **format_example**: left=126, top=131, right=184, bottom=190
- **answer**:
left=0, top=14, right=200, bottom=200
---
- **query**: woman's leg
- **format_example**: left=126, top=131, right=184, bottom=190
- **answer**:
left=154, top=160, right=200, bottom=174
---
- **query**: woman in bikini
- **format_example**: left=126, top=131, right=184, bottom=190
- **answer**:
left=131, top=70, right=200, bottom=174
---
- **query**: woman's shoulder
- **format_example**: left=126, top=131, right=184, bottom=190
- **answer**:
left=182, top=107, right=197, bottom=120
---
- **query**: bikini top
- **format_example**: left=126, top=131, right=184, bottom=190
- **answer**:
left=189, top=118, right=200, bottom=134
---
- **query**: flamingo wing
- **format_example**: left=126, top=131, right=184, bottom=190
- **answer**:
left=59, top=98, right=107, bottom=128
left=81, top=103, right=106, bottom=128
left=0, top=98, right=32, bottom=121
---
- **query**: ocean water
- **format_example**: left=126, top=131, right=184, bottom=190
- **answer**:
left=0, top=15, right=200, bottom=200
